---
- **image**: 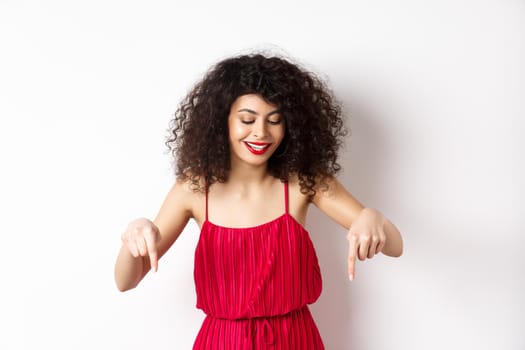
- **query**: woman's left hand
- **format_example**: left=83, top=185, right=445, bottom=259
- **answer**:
left=346, top=208, right=387, bottom=281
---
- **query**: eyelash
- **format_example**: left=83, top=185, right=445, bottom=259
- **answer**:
left=241, top=120, right=282, bottom=125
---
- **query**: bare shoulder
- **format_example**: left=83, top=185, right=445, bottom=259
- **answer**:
left=286, top=174, right=307, bottom=199
left=173, top=174, right=205, bottom=197
left=153, top=175, right=204, bottom=226
left=288, top=174, right=339, bottom=204
left=137, top=176, right=201, bottom=262
left=287, top=174, right=357, bottom=226
left=311, top=175, right=342, bottom=203
left=285, top=174, right=311, bottom=223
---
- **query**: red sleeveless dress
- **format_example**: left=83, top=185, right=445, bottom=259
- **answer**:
left=193, top=182, right=325, bottom=349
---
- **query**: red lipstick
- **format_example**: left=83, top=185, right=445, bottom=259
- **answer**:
left=243, top=141, right=272, bottom=155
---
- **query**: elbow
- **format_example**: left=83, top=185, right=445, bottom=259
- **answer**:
left=114, top=258, right=143, bottom=292
left=115, top=280, right=137, bottom=292
left=383, top=237, right=403, bottom=258
left=116, top=282, right=129, bottom=292
left=390, top=236, right=404, bottom=257
left=384, top=221, right=403, bottom=258
left=393, top=247, right=403, bottom=258
left=393, top=240, right=404, bottom=257
left=383, top=246, right=403, bottom=258
left=114, top=269, right=140, bottom=292
left=396, top=235, right=404, bottom=257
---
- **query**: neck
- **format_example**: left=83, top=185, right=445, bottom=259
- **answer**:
left=228, top=158, right=272, bottom=185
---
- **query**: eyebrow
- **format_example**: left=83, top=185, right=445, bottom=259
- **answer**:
left=237, top=108, right=281, bottom=117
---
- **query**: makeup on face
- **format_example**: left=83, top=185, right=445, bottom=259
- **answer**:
left=228, top=94, right=285, bottom=163
left=243, top=141, right=272, bottom=155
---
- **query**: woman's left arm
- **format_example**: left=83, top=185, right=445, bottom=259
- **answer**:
left=311, top=177, right=403, bottom=281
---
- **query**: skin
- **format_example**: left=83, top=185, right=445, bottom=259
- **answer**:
left=114, top=94, right=403, bottom=292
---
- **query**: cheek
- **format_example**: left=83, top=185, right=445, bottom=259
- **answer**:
left=275, top=127, right=285, bottom=144
left=229, top=123, right=248, bottom=140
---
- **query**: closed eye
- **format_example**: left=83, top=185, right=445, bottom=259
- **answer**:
left=241, top=120, right=255, bottom=124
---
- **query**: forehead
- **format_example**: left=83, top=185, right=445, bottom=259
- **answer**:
left=230, top=94, right=278, bottom=112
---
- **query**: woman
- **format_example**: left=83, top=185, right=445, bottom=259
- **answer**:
left=114, top=53, right=403, bottom=349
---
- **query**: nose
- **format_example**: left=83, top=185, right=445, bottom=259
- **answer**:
left=252, top=119, right=268, bottom=139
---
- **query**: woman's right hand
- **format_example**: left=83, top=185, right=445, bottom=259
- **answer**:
left=121, top=218, right=161, bottom=272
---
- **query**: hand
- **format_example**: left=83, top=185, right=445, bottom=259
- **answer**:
left=346, top=208, right=387, bottom=281
left=121, top=218, right=161, bottom=272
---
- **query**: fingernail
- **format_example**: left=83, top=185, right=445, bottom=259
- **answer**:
left=349, top=274, right=354, bottom=281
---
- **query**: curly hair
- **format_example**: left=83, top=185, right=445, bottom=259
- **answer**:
left=165, top=53, right=347, bottom=198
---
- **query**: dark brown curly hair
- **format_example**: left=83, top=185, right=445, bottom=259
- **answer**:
left=165, top=53, right=347, bottom=198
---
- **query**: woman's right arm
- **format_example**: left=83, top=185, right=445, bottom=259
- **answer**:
left=114, top=179, right=194, bottom=292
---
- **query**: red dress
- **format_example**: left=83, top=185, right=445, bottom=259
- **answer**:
left=193, top=182, right=325, bottom=349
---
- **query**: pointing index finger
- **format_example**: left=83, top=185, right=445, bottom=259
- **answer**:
left=144, top=230, right=159, bottom=272
left=347, top=235, right=358, bottom=281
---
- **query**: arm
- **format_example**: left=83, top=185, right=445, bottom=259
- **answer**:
left=114, top=179, right=193, bottom=292
left=311, top=176, right=403, bottom=279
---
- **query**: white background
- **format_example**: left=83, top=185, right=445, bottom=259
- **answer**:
left=1, top=1, right=523, bottom=349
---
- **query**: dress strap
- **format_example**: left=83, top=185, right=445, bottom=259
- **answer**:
left=284, top=181, right=289, bottom=215
left=204, top=177, right=209, bottom=221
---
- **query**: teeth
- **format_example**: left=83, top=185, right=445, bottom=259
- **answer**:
left=247, top=142, right=269, bottom=151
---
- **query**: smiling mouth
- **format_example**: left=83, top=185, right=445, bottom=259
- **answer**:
left=244, top=142, right=272, bottom=155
